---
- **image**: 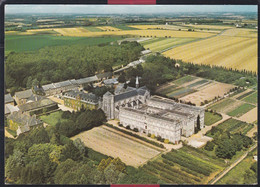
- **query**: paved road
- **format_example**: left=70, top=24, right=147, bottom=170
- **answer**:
left=209, top=143, right=257, bottom=184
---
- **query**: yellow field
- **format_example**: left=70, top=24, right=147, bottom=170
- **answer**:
left=221, top=28, right=257, bottom=38
left=128, top=24, right=186, bottom=30
left=163, top=35, right=257, bottom=72
left=53, top=27, right=89, bottom=35
left=185, top=24, right=234, bottom=30
left=96, top=26, right=121, bottom=31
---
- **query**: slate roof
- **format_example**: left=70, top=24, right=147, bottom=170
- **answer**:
left=42, top=83, right=56, bottom=91
left=15, top=89, right=33, bottom=99
left=27, top=95, right=46, bottom=102
left=103, top=78, right=118, bottom=85
left=96, top=72, right=113, bottom=79
left=63, top=90, right=99, bottom=104
left=42, top=79, right=77, bottom=91
left=5, top=94, right=14, bottom=104
left=7, top=111, right=42, bottom=130
left=18, top=98, right=57, bottom=112
left=5, top=104, right=19, bottom=115
left=76, top=76, right=98, bottom=85
left=114, top=90, right=138, bottom=102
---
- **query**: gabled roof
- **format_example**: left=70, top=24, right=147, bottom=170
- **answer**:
left=15, top=89, right=33, bottom=99
left=103, top=78, right=118, bottom=85
left=96, top=72, right=113, bottom=79
left=5, top=94, right=14, bottom=103
left=114, top=90, right=138, bottom=102
left=5, top=104, right=19, bottom=115
left=7, top=111, right=42, bottom=129
left=18, top=98, right=57, bottom=112
left=76, top=76, right=98, bottom=85
left=26, top=95, right=46, bottom=102
left=63, top=90, right=99, bottom=104
left=103, top=91, right=113, bottom=97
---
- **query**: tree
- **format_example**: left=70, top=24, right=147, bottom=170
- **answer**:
left=118, top=74, right=126, bottom=83
left=32, top=78, right=39, bottom=87
left=26, top=76, right=33, bottom=89
left=215, top=139, right=236, bottom=159
left=204, top=141, right=215, bottom=151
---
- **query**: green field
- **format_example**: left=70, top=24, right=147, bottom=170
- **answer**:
left=141, top=37, right=197, bottom=52
left=236, top=90, right=255, bottom=100
left=157, top=84, right=178, bottom=95
left=216, top=148, right=257, bottom=184
left=187, top=79, right=209, bottom=88
left=40, top=111, right=68, bottom=126
left=140, top=37, right=165, bottom=46
left=227, top=104, right=255, bottom=117
left=204, top=112, right=223, bottom=126
left=173, top=75, right=198, bottom=85
left=167, top=87, right=196, bottom=98
left=84, top=26, right=103, bottom=32
left=5, top=35, right=121, bottom=52
left=142, top=145, right=224, bottom=184
left=113, top=25, right=138, bottom=30
left=242, top=92, right=257, bottom=104
left=206, top=118, right=253, bottom=136
left=208, top=98, right=236, bottom=112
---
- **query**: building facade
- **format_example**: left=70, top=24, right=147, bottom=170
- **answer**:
left=63, top=90, right=101, bottom=111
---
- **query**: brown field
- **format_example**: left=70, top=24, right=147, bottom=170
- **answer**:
left=179, top=82, right=235, bottom=106
left=239, top=107, right=257, bottom=123
left=163, top=35, right=257, bottom=72
left=71, top=125, right=162, bottom=167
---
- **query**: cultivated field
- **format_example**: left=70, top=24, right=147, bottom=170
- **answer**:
left=208, top=98, right=243, bottom=114
left=71, top=125, right=162, bottom=167
left=179, top=82, right=235, bottom=106
left=239, top=107, right=258, bottom=123
left=184, top=24, right=234, bottom=30
left=96, top=26, right=121, bottom=31
left=128, top=24, right=187, bottom=30
left=204, top=112, right=223, bottom=126
left=221, top=28, right=257, bottom=38
left=142, top=146, right=224, bottom=184
left=163, top=35, right=257, bottom=72
left=227, top=104, right=255, bottom=117
left=10, top=27, right=216, bottom=38
left=140, top=37, right=198, bottom=52
left=241, top=92, right=257, bottom=104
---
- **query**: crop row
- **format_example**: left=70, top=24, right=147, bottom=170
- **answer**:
left=236, top=90, right=255, bottom=100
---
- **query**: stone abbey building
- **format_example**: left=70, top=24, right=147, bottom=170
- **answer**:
left=102, top=78, right=205, bottom=143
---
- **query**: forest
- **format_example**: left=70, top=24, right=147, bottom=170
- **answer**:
left=5, top=41, right=144, bottom=94
left=5, top=108, right=160, bottom=184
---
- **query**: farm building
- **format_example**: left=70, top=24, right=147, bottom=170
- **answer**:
left=14, top=89, right=33, bottom=105
left=18, top=98, right=58, bottom=116
left=63, top=90, right=101, bottom=111
left=5, top=94, right=14, bottom=105
left=7, top=111, right=43, bottom=136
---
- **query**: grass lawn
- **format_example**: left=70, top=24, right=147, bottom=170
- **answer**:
left=204, top=112, right=223, bottom=126
left=208, top=98, right=236, bottom=112
left=242, top=92, right=257, bottom=104
left=5, top=34, right=121, bottom=52
left=173, top=75, right=198, bottom=85
left=216, top=149, right=257, bottom=184
left=40, top=111, right=68, bottom=126
left=227, top=104, right=255, bottom=117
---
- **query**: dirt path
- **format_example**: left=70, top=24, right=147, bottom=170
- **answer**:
left=246, top=124, right=257, bottom=137
left=209, top=143, right=257, bottom=184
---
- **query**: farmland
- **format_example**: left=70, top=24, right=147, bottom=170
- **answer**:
left=204, top=112, right=223, bottom=126
left=216, top=148, right=257, bottom=184
left=71, top=125, right=162, bottom=167
left=5, top=35, right=121, bottom=52
left=236, top=90, right=255, bottom=100
left=206, top=118, right=254, bottom=136
left=227, top=104, right=255, bottom=117
left=241, top=92, right=257, bottom=104
left=140, top=37, right=198, bottom=52
left=163, top=34, right=257, bottom=72
left=142, top=146, right=224, bottom=184
left=208, top=98, right=241, bottom=113
left=239, top=107, right=257, bottom=124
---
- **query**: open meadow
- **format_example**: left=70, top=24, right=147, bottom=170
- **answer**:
left=71, top=125, right=162, bottom=167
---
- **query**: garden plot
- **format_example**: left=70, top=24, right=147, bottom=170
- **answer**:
left=71, top=125, right=161, bottom=167
left=180, top=82, right=235, bottom=106
left=241, top=91, right=257, bottom=104
left=227, top=103, right=256, bottom=118
left=208, top=98, right=243, bottom=113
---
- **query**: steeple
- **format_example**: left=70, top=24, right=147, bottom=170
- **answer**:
left=136, top=76, right=139, bottom=88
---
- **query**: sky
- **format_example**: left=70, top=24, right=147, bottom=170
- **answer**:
left=5, top=5, right=257, bottom=14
